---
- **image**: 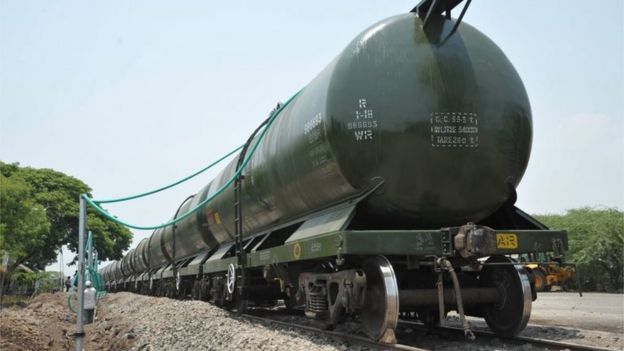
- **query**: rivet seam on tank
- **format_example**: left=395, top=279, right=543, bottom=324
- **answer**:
left=430, top=112, right=479, bottom=148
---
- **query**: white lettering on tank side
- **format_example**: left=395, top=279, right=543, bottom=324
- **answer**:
left=354, top=130, right=373, bottom=141
left=413, top=233, right=435, bottom=251
left=310, top=242, right=322, bottom=253
left=429, top=112, right=479, bottom=148
left=304, top=113, right=323, bottom=135
left=259, top=250, right=270, bottom=262
left=305, top=112, right=331, bottom=171
left=350, top=97, right=378, bottom=141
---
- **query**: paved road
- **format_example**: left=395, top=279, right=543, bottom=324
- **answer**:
left=530, top=292, right=624, bottom=333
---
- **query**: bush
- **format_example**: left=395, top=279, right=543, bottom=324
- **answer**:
left=536, top=207, right=624, bottom=292
left=9, top=271, right=62, bottom=295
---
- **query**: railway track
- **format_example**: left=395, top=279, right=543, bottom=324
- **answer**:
left=241, top=307, right=617, bottom=351
left=398, top=320, right=617, bottom=351
left=242, top=312, right=426, bottom=351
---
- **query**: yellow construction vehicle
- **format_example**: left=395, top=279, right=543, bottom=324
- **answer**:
left=521, top=253, right=577, bottom=292
left=524, top=262, right=576, bottom=291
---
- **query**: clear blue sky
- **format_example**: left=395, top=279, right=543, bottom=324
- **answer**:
left=1, top=1, right=622, bottom=275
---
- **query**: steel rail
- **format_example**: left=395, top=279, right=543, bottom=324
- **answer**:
left=472, top=328, right=615, bottom=351
left=240, top=312, right=426, bottom=351
left=243, top=311, right=616, bottom=351
left=398, top=320, right=617, bottom=351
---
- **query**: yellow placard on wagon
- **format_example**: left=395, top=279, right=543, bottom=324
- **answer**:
left=496, top=233, right=518, bottom=249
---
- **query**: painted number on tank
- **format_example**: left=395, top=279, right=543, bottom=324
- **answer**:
left=259, top=250, right=270, bottom=262
left=349, top=98, right=378, bottom=141
left=430, top=112, right=479, bottom=148
left=310, top=241, right=322, bottom=253
left=496, top=233, right=518, bottom=249
left=304, top=113, right=323, bottom=135
left=305, top=112, right=331, bottom=169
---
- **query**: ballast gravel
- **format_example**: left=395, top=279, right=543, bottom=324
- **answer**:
left=102, top=293, right=365, bottom=351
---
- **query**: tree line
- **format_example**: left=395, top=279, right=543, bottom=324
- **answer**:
left=536, top=207, right=623, bottom=292
left=0, top=161, right=132, bottom=294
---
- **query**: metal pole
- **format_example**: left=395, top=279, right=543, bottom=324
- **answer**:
left=59, top=247, right=63, bottom=291
left=75, top=196, right=86, bottom=351
left=87, top=231, right=93, bottom=275
left=0, top=251, right=9, bottom=309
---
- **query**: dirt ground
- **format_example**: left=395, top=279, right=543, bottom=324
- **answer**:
left=0, top=292, right=134, bottom=351
left=531, top=292, right=624, bottom=333
left=443, top=292, right=624, bottom=350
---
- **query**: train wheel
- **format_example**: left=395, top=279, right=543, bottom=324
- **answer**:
left=226, top=264, right=236, bottom=296
left=360, top=256, right=399, bottom=343
left=480, top=255, right=532, bottom=337
left=175, top=271, right=181, bottom=295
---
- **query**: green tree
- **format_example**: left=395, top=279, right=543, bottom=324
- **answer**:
left=0, top=161, right=132, bottom=270
left=0, top=173, right=51, bottom=271
left=536, top=207, right=624, bottom=292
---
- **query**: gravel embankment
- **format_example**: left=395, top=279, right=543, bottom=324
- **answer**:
left=102, top=293, right=367, bottom=351
left=103, top=292, right=623, bottom=351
